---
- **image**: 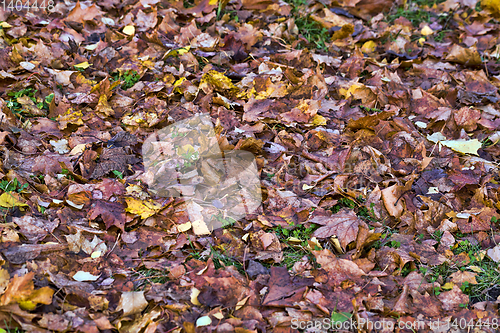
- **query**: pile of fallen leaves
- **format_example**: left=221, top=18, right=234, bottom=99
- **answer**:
left=1, top=0, right=500, bottom=331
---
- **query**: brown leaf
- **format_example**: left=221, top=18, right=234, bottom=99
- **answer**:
left=12, top=216, right=59, bottom=243
left=262, top=266, right=313, bottom=307
left=449, top=271, right=478, bottom=286
left=90, top=147, right=139, bottom=179
left=32, top=151, right=72, bottom=176
left=310, top=208, right=361, bottom=250
left=393, top=284, right=412, bottom=315
left=88, top=200, right=126, bottom=231
left=445, top=44, right=482, bottom=65
left=381, top=184, right=404, bottom=218
left=0, top=273, right=34, bottom=306
left=116, top=291, right=148, bottom=316
left=438, top=285, right=469, bottom=311
left=1, top=243, right=66, bottom=265
left=312, top=249, right=365, bottom=286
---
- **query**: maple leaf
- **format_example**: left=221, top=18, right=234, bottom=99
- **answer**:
left=88, top=200, right=127, bottom=231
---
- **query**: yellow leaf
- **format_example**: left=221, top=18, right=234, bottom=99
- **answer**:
left=440, top=139, right=482, bottom=156
left=311, top=114, right=327, bottom=126
left=199, top=70, right=238, bottom=94
left=74, top=72, right=96, bottom=86
left=123, top=25, right=135, bottom=36
left=177, top=144, right=196, bottom=157
left=23, top=286, right=54, bottom=307
left=442, top=282, right=454, bottom=290
left=331, top=24, right=354, bottom=41
left=165, top=46, right=190, bottom=58
left=361, top=40, right=376, bottom=53
left=177, top=46, right=190, bottom=55
left=0, top=22, right=12, bottom=28
left=125, top=197, right=162, bottom=219
left=177, top=222, right=192, bottom=232
left=18, top=300, right=36, bottom=310
left=192, top=219, right=211, bottom=235
left=74, top=61, right=91, bottom=69
left=173, top=77, right=186, bottom=87
left=57, top=108, right=84, bottom=130
left=96, top=94, right=115, bottom=117
left=467, top=265, right=483, bottom=273
left=0, top=192, right=28, bottom=208
left=482, top=0, right=500, bottom=15
left=421, top=25, right=433, bottom=36
left=235, top=296, right=250, bottom=310
left=91, top=251, right=102, bottom=258
left=191, top=287, right=201, bottom=305
left=418, top=37, right=426, bottom=46
left=116, top=291, right=148, bottom=316
left=209, top=0, right=218, bottom=5
left=196, top=316, right=212, bottom=327
left=173, top=77, right=186, bottom=94
left=0, top=269, right=10, bottom=293
left=213, top=310, right=224, bottom=320
left=339, top=83, right=363, bottom=99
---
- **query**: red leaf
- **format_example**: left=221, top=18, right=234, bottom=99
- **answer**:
left=88, top=200, right=126, bottom=231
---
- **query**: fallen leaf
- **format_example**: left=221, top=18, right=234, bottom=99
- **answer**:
left=116, top=291, right=148, bottom=316
left=310, top=208, right=361, bottom=250
left=0, top=192, right=28, bottom=208
left=73, top=271, right=100, bottom=282
left=125, top=197, right=161, bottom=219
left=88, top=200, right=127, bottom=231
left=74, top=62, right=91, bottom=69
left=123, top=25, right=135, bottom=35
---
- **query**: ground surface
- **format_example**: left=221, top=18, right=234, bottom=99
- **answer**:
left=1, top=0, right=500, bottom=332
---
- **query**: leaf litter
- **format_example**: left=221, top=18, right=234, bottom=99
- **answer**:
left=1, top=0, right=500, bottom=331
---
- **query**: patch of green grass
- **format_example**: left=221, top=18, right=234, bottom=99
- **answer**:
left=386, top=0, right=446, bottom=26
left=431, top=229, right=444, bottom=242
left=174, top=144, right=199, bottom=170
left=0, top=178, right=28, bottom=193
left=111, top=70, right=141, bottom=90
left=387, top=6, right=433, bottom=26
left=400, top=262, right=416, bottom=277
left=216, top=1, right=239, bottom=22
left=274, top=223, right=318, bottom=242
left=183, top=0, right=195, bottom=8
left=433, top=29, right=452, bottom=42
left=133, top=266, right=169, bottom=290
left=482, top=138, right=495, bottom=149
left=209, top=212, right=237, bottom=229
left=265, top=172, right=275, bottom=180
left=368, top=226, right=398, bottom=250
left=420, top=262, right=454, bottom=295
left=360, top=105, right=381, bottom=113
left=60, top=168, right=74, bottom=181
left=331, top=196, right=378, bottom=223
left=411, top=0, right=446, bottom=6
left=6, top=88, right=53, bottom=116
left=0, top=326, right=25, bottom=333
left=284, top=0, right=330, bottom=51
left=271, top=223, right=320, bottom=269
left=419, top=240, right=500, bottom=303
left=211, top=247, right=245, bottom=274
